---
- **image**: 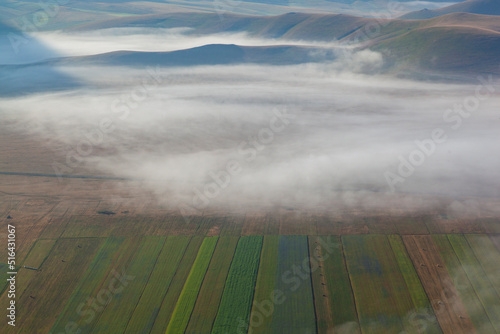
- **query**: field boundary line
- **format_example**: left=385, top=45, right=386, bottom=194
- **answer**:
left=340, top=235, right=361, bottom=332
left=184, top=236, right=225, bottom=331
left=307, top=236, right=320, bottom=334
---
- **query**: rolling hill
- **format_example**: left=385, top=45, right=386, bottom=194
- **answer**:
left=3, top=4, right=499, bottom=79
left=371, top=24, right=500, bottom=75
left=400, top=0, right=500, bottom=19
left=66, top=11, right=500, bottom=77
left=28, top=44, right=337, bottom=67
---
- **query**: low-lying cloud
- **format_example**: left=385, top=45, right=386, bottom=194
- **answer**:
left=29, top=28, right=343, bottom=59
left=1, top=31, right=499, bottom=216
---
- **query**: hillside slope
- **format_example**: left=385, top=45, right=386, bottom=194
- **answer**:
left=371, top=25, right=500, bottom=75
left=400, top=0, right=500, bottom=19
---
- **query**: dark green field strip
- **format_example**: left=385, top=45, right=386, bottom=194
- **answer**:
left=90, top=236, right=166, bottom=334
left=342, top=235, right=416, bottom=334
left=249, top=235, right=280, bottom=334
left=166, top=236, right=219, bottom=334
left=150, top=236, right=205, bottom=334
left=309, top=236, right=359, bottom=334
left=432, top=235, right=496, bottom=334
left=388, top=235, right=442, bottom=334
left=49, top=236, right=127, bottom=333
left=185, top=236, right=240, bottom=334
left=15, top=238, right=104, bottom=334
left=447, top=235, right=500, bottom=332
left=212, top=235, right=264, bottom=334
left=271, top=235, right=316, bottom=334
left=466, top=235, right=500, bottom=297
left=124, top=236, right=191, bottom=333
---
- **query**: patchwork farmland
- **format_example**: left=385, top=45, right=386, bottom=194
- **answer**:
left=1, top=177, right=500, bottom=334
left=1, top=199, right=499, bottom=333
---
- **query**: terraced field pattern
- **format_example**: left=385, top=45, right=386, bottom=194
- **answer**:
left=1, top=214, right=499, bottom=334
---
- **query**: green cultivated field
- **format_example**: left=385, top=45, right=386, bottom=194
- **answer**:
left=388, top=235, right=442, bottom=334
left=212, top=235, right=263, bottom=334
left=249, top=235, right=279, bottom=334
left=465, top=235, right=500, bottom=297
left=271, top=235, right=316, bottom=334
left=447, top=234, right=500, bottom=332
left=432, top=235, right=497, bottom=334
left=125, top=236, right=191, bottom=333
left=90, top=236, right=166, bottom=334
left=0, top=238, right=56, bottom=299
left=50, top=236, right=128, bottom=333
left=166, top=236, right=218, bottom=334
left=342, top=235, right=417, bottom=334
left=2, top=213, right=498, bottom=334
left=150, top=236, right=205, bottom=334
left=185, top=236, right=239, bottom=334
left=18, top=238, right=104, bottom=333
left=309, top=235, right=359, bottom=333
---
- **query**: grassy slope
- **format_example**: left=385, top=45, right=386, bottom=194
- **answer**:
left=68, top=10, right=500, bottom=76
left=401, top=0, right=500, bottom=19
left=372, top=25, right=500, bottom=74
